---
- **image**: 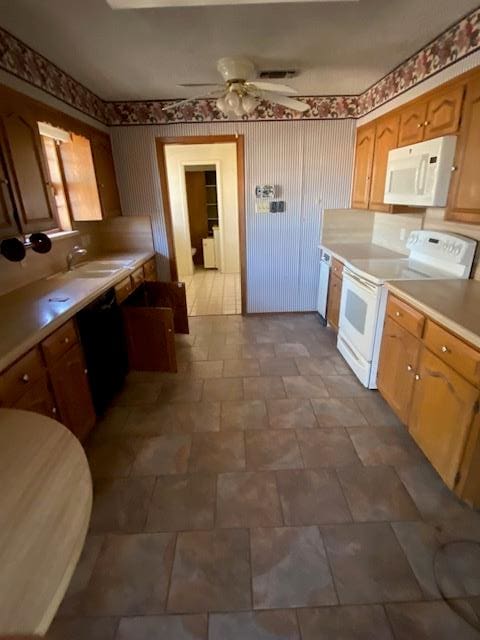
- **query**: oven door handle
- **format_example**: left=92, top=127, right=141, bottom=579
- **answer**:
left=343, top=269, right=378, bottom=294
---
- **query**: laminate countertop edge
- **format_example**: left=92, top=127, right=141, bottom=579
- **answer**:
left=386, top=281, right=480, bottom=350
left=0, top=251, right=155, bottom=372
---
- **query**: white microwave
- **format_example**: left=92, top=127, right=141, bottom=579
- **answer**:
left=384, top=135, right=457, bottom=207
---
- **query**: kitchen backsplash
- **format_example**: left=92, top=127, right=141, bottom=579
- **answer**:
left=0, top=216, right=155, bottom=297
left=322, top=208, right=480, bottom=281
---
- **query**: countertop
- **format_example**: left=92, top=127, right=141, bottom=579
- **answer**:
left=319, top=242, right=405, bottom=263
left=387, top=279, right=480, bottom=349
left=0, top=250, right=154, bottom=372
left=0, top=408, right=92, bottom=635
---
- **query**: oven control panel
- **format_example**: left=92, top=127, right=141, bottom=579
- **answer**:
left=407, top=230, right=477, bottom=277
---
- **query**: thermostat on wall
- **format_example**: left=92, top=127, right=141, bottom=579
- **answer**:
left=255, top=185, right=275, bottom=198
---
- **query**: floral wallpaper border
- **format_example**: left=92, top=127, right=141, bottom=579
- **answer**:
left=1, top=5, right=480, bottom=126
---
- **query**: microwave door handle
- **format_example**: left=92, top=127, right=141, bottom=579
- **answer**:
left=415, top=156, right=428, bottom=195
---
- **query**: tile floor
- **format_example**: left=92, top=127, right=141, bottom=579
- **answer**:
left=47, top=314, right=480, bottom=640
left=184, top=268, right=241, bottom=316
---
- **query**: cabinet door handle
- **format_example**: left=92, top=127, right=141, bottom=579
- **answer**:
left=395, top=311, right=402, bottom=317
left=84, top=368, right=88, bottom=375
left=417, top=123, right=423, bottom=128
left=451, top=166, right=458, bottom=172
left=415, top=374, right=421, bottom=381
left=424, top=121, right=430, bottom=126
left=21, top=373, right=30, bottom=383
left=441, top=345, right=449, bottom=353
left=63, top=337, right=70, bottom=344
left=407, top=364, right=413, bottom=372
left=52, top=407, right=57, bottom=415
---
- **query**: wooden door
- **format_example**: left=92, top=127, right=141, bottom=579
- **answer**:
left=91, top=135, right=122, bottom=218
left=326, top=273, right=342, bottom=332
left=409, top=348, right=478, bottom=489
left=351, top=124, right=375, bottom=209
left=377, top=316, right=420, bottom=424
left=49, top=344, right=96, bottom=441
left=2, top=110, right=57, bottom=233
left=185, top=171, right=208, bottom=265
left=369, top=114, right=400, bottom=212
left=398, top=100, right=428, bottom=146
left=424, top=84, right=465, bottom=140
left=13, top=375, right=57, bottom=420
left=144, top=281, right=189, bottom=334
left=447, top=74, right=480, bottom=224
left=0, top=131, right=18, bottom=238
left=122, top=306, right=177, bottom=372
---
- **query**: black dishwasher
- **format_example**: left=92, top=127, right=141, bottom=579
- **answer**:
left=77, top=288, right=128, bottom=415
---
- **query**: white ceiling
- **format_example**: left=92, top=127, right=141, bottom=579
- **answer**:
left=0, top=0, right=478, bottom=100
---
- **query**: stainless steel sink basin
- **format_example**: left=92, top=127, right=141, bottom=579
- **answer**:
left=75, top=269, right=120, bottom=278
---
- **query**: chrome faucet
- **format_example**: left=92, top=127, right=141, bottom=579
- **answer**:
left=67, top=245, right=87, bottom=271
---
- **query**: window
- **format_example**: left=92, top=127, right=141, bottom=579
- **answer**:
left=39, top=123, right=102, bottom=227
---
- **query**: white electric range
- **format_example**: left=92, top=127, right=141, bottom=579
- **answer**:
left=337, top=230, right=477, bottom=388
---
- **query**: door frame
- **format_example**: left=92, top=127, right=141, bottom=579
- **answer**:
left=155, top=134, right=247, bottom=315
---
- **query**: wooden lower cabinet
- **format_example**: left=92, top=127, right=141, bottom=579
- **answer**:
left=408, top=348, right=479, bottom=490
left=327, top=272, right=342, bottom=331
left=377, top=316, right=420, bottom=424
left=49, top=343, right=96, bottom=441
left=13, top=374, right=57, bottom=419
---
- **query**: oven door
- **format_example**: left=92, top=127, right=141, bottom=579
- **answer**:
left=338, top=268, right=381, bottom=362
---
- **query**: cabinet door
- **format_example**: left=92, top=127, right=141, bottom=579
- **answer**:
left=2, top=110, right=57, bottom=233
left=91, top=135, right=122, bottom=218
left=351, top=124, right=376, bottom=209
left=446, top=74, right=480, bottom=224
left=326, top=273, right=342, bottom=332
left=122, top=306, right=177, bottom=372
left=369, top=114, right=400, bottom=212
left=409, top=348, right=478, bottom=489
left=49, top=344, right=96, bottom=441
left=13, top=375, right=57, bottom=420
left=377, top=316, right=420, bottom=424
left=144, top=281, right=189, bottom=334
left=424, top=84, right=465, bottom=140
left=398, top=101, right=428, bottom=146
left=60, top=133, right=102, bottom=221
left=0, top=131, right=18, bottom=238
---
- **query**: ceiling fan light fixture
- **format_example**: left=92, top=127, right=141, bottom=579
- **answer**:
left=242, top=93, right=257, bottom=114
left=216, top=96, right=228, bottom=113
left=225, top=90, right=240, bottom=111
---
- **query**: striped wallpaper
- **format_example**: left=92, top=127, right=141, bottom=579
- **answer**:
left=110, top=120, right=356, bottom=313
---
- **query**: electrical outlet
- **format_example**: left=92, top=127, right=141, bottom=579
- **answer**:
left=400, top=227, right=406, bottom=241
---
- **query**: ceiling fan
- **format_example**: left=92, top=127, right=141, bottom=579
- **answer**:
left=162, top=57, right=309, bottom=115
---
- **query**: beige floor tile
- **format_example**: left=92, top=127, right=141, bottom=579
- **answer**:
left=115, top=614, right=207, bottom=640
left=246, top=430, right=303, bottom=470
left=189, top=431, right=246, bottom=472
left=216, top=471, right=283, bottom=527
left=221, top=400, right=268, bottom=430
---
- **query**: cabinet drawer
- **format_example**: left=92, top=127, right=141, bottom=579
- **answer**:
left=331, top=258, right=344, bottom=278
left=0, top=348, right=45, bottom=405
left=115, top=276, right=133, bottom=304
left=387, top=295, right=425, bottom=338
left=131, top=267, right=144, bottom=290
left=143, top=258, right=157, bottom=282
left=41, top=319, right=78, bottom=367
left=424, top=320, right=480, bottom=385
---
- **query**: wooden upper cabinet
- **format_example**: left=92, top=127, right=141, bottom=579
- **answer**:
left=408, top=348, right=479, bottom=490
left=91, top=135, right=122, bottom=218
left=60, top=133, right=102, bottom=221
left=351, top=124, right=375, bottom=209
left=447, top=73, right=480, bottom=224
left=0, top=131, right=18, bottom=238
left=377, top=315, right=420, bottom=425
left=1, top=109, right=57, bottom=233
left=398, top=100, right=428, bottom=146
left=423, top=83, right=465, bottom=140
left=369, top=114, right=400, bottom=212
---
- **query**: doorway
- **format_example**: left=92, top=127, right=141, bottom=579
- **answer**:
left=156, top=136, right=246, bottom=316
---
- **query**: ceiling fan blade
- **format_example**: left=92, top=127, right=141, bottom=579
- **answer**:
left=259, top=92, right=310, bottom=113
left=247, top=80, right=297, bottom=95
left=162, top=89, right=224, bottom=111
left=177, top=83, right=224, bottom=88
